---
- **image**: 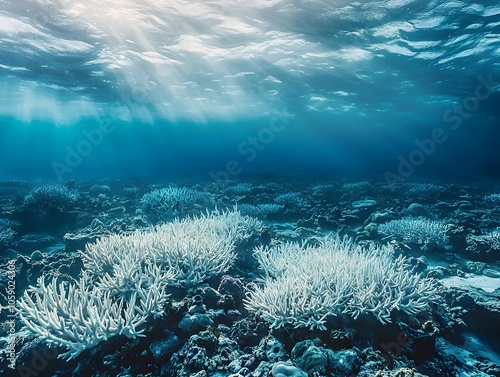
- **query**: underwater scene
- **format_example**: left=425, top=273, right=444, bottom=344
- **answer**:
left=1, top=0, right=500, bottom=376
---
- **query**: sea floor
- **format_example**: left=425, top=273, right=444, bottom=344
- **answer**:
left=0, top=176, right=499, bottom=377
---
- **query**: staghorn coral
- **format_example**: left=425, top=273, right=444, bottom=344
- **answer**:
left=378, top=216, right=449, bottom=249
left=237, top=203, right=284, bottom=218
left=245, top=236, right=439, bottom=330
left=18, top=270, right=169, bottom=360
left=466, top=227, right=500, bottom=257
left=17, top=209, right=262, bottom=360
left=22, top=184, right=78, bottom=215
left=139, top=186, right=213, bottom=221
left=0, top=218, right=18, bottom=247
left=82, top=208, right=262, bottom=288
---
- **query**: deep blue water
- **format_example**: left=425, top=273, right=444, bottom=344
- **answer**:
left=0, top=0, right=499, bottom=183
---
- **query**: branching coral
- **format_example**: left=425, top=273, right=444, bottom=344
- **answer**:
left=466, top=227, right=500, bottom=254
left=18, top=208, right=262, bottom=360
left=378, top=216, right=449, bottom=249
left=0, top=218, right=18, bottom=246
left=237, top=203, right=284, bottom=218
left=245, top=236, right=439, bottom=330
left=139, top=186, right=213, bottom=220
left=18, top=271, right=169, bottom=360
left=22, top=184, right=78, bottom=214
left=82, top=208, right=262, bottom=287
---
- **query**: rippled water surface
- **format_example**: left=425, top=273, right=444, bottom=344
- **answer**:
left=0, top=0, right=499, bottom=182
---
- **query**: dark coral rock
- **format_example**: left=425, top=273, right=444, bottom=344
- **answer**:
left=188, top=331, right=219, bottom=354
left=188, top=295, right=207, bottom=314
left=465, top=231, right=500, bottom=263
left=229, top=366, right=252, bottom=377
left=325, top=348, right=361, bottom=376
left=29, top=250, right=44, bottom=262
left=202, top=287, right=222, bottom=309
left=356, top=347, right=390, bottom=377
left=329, top=328, right=354, bottom=350
left=218, top=275, right=245, bottom=306
left=184, top=346, right=210, bottom=370
left=217, top=294, right=236, bottom=310
left=17, top=233, right=57, bottom=253
left=164, top=330, right=226, bottom=376
left=230, top=319, right=260, bottom=348
left=403, top=203, right=433, bottom=218
left=149, top=331, right=181, bottom=363
left=240, top=354, right=258, bottom=370
left=213, top=336, right=242, bottom=369
left=255, top=336, right=287, bottom=363
left=291, top=340, right=327, bottom=375
left=178, top=313, right=214, bottom=334
left=190, top=371, right=208, bottom=377
left=227, top=309, right=242, bottom=322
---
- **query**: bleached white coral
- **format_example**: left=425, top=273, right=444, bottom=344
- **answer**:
left=275, top=192, right=306, bottom=207
left=378, top=216, right=449, bottom=249
left=23, top=184, right=78, bottom=213
left=139, top=186, right=213, bottom=220
left=18, top=271, right=169, bottom=360
left=406, top=183, right=444, bottom=194
left=237, top=203, right=284, bottom=217
left=0, top=227, right=15, bottom=246
left=18, top=208, right=262, bottom=360
left=466, top=227, right=500, bottom=252
left=245, top=236, right=439, bottom=330
left=222, top=183, right=253, bottom=195
left=0, top=218, right=18, bottom=246
left=484, top=193, right=500, bottom=204
left=82, top=208, right=262, bottom=287
left=342, top=181, right=370, bottom=191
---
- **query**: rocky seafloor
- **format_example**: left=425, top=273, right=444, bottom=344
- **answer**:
left=0, top=177, right=499, bottom=377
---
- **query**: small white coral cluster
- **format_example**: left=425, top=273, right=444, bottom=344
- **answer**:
left=23, top=184, right=78, bottom=212
left=466, top=227, right=500, bottom=252
left=0, top=218, right=17, bottom=246
left=237, top=203, right=284, bottom=217
left=222, top=182, right=253, bottom=195
left=342, top=181, right=370, bottom=191
left=139, top=186, right=214, bottom=220
left=378, top=216, right=449, bottom=249
left=275, top=192, right=306, bottom=207
left=406, top=183, right=444, bottom=194
left=18, top=209, right=262, bottom=360
left=244, top=236, right=439, bottom=330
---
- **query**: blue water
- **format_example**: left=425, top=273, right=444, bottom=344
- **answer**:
left=0, top=0, right=499, bottom=183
